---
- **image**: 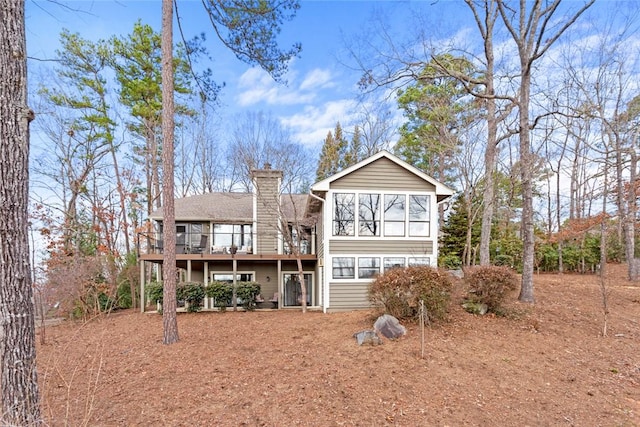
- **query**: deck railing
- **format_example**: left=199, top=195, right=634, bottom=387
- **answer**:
left=139, top=232, right=252, bottom=255
left=139, top=232, right=312, bottom=255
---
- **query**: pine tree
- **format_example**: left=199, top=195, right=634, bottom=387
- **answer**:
left=316, top=129, right=339, bottom=181
left=0, top=0, right=41, bottom=422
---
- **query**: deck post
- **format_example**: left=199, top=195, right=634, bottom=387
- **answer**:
left=204, top=261, right=209, bottom=309
left=139, top=260, right=145, bottom=313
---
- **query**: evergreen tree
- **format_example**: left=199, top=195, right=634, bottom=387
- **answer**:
left=316, top=129, right=339, bottom=181
left=440, top=194, right=481, bottom=267
left=395, top=54, right=479, bottom=186
left=316, top=122, right=364, bottom=181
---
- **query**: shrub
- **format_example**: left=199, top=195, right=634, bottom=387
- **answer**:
left=206, top=281, right=233, bottom=311
left=439, top=254, right=462, bottom=269
left=177, top=282, right=205, bottom=312
left=368, top=266, right=454, bottom=323
left=146, top=281, right=164, bottom=307
left=494, top=254, right=514, bottom=267
left=463, top=266, right=518, bottom=314
left=236, top=281, right=261, bottom=311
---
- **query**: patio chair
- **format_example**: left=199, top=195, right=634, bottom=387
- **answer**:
left=269, top=292, right=279, bottom=309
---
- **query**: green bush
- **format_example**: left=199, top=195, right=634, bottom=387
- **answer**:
left=236, top=281, right=261, bottom=311
left=146, top=281, right=164, bottom=307
left=439, top=254, right=462, bottom=269
left=368, top=266, right=453, bottom=323
left=177, top=282, right=205, bottom=312
left=116, top=280, right=133, bottom=309
left=463, top=266, right=518, bottom=314
left=493, top=254, right=514, bottom=267
left=205, top=281, right=233, bottom=311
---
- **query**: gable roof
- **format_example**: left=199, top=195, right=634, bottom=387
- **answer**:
left=311, top=150, right=455, bottom=201
left=149, top=192, right=309, bottom=222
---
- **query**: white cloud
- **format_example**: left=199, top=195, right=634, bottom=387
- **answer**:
left=236, top=66, right=339, bottom=107
left=281, top=99, right=358, bottom=147
left=299, top=68, right=334, bottom=91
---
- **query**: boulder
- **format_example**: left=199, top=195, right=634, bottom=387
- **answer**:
left=462, top=301, right=489, bottom=315
left=353, top=330, right=382, bottom=346
left=374, top=314, right=407, bottom=339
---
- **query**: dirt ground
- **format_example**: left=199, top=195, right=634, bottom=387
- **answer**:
left=36, top=264, right=640, bottom=426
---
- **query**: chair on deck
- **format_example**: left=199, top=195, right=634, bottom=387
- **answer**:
left=191, top=234, right=208, bottom=254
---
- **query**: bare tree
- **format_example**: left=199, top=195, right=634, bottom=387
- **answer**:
left=227, top=111, right=313, bottom=192
left=0, top=0, right=41, bottom=422
left=496, top=0, right=594, bottom=302
left=353, top=102, right=396, bottom=156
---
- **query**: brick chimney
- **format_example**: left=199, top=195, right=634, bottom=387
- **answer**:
left=251, top=164, right=283, bottom=254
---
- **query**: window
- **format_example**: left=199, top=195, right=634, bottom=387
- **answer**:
left=213, top=224, right=252, bottom=250
left=358, top=257, right=380, bottom=278
left=333, top=193, right=355, bottom=236
left=359, top=193, right=381, bottom=236
left=408, top=257, right=430, bottom=267
left=332, top=257, right=355, bottom=279
left=332, top=192, right=430, bottom=238
left=285, top=226, right=311, bottom=254
left=211, top=273, right=253, bottom=283
left=176, top=224, right=187, bottom=245
left=384, top=194, right=405, bottom=236
left=384, top=257, right=405, bottom=271
left=409, top=195, right=430, bottom=236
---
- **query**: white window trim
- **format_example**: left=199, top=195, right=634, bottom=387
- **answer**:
left=329, top=254, right=434, bottom=282
left=281, top=271, right=316, bottom=306
left=328, top=190, right=434, bottom=239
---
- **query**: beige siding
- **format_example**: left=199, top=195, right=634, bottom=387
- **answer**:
left=189, top=271, right=205, bottom=282
left=316, top=211, right=325, bottom=259
left=254, top=170, right=282, bottom=254
left=331, top=157, right=436, bottom=191
left=328, top=281, right=371, bottom=310
left=329, top=239, right=433, bottom=255
left=250, top=263, right=279, bottom=298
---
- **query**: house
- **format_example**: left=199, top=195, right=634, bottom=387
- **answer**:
left=138, top=150, right=454, bottom=312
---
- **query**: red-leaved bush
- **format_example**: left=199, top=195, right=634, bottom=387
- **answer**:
left=368, top=266, right=454, bottom=323
left=463, top=266, right=518, bottom=313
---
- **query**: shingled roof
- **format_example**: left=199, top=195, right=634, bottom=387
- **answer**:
left=149, top=192, right=309, bottom=223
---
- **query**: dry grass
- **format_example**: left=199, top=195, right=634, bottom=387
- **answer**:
left=37, top=264, right=640, bottom=426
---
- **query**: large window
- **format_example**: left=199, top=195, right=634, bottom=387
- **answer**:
left=213, top=224, right=252, bottom=252
left=409, top=195, right=430, bottom=236
left=358, top=257, right=380, bottom=278
left=332, top=257, right=355, bottom=279
left=331, top=192, right=430, bottom=238
left=333, top=193, right=355, bottom=236
left=384, top=194, right=406, bottom=236
left=359, top=193, right=381, bottom=236
left=284, top=226, right=311, bottom=254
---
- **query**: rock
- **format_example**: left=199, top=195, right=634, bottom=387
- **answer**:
left=373, top=314, right=406, bottom=339
left=448, top=269, right=464, bottom=279
left=462, top=301, right=488, bottom=315
left=353, top=330, right=382, bottom=346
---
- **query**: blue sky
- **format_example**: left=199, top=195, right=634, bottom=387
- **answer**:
left=26, top=0, right=438, bottom=151
left=25, top=0, right=623, bottom=153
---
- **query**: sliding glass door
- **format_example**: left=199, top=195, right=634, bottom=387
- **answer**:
left=282, top=273, right=313, bottom=306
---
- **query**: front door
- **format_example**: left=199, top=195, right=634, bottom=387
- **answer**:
left=283, top=273, right=312, bottom=306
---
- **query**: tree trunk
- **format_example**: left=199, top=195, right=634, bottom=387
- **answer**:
left=0, top=0, right=42, bottom=422
left=477, top=5, right=498, bottom=266
left=625, top=150, right=638, bottom=281
left=161, top=0, right=179, bottom=345
left=297, top=257, right=307, bottom=314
